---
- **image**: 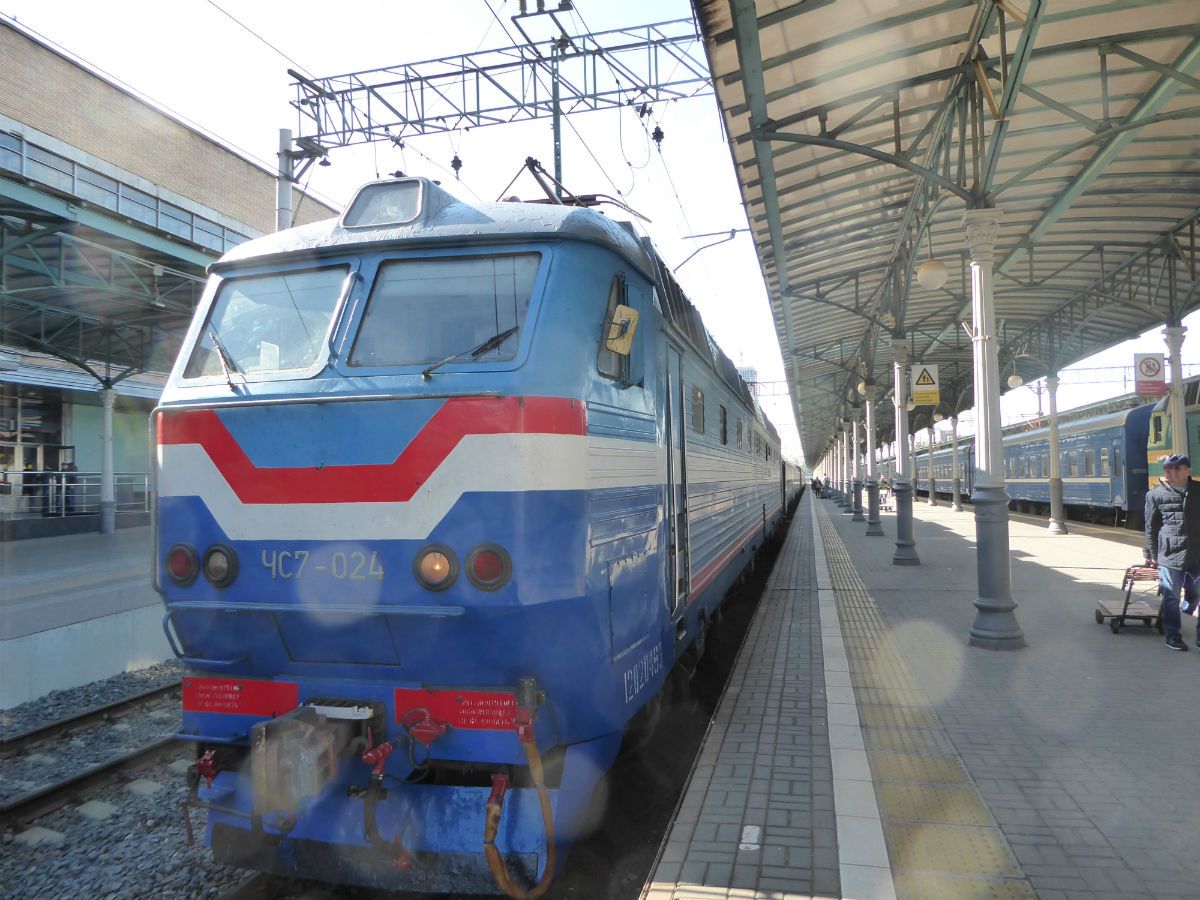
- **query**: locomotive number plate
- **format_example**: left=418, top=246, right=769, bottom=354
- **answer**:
left=260, top=548, right=384, bottom=581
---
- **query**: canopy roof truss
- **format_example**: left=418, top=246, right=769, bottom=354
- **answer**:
left=694, top=0, right=1200, bottom=465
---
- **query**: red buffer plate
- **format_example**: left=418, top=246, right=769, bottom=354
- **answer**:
left=395, top=688, right=516, bottom=730
left=182, top=677, right=299, bottom=717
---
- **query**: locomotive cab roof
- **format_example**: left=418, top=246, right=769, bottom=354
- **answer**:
left=216, top=176, right=655, bottom=277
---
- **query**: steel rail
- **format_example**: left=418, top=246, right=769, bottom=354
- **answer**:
left=0, top=736, right=184, bottom=827
left=0, top=680, right=180, bottom=758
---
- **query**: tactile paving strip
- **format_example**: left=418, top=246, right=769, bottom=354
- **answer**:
left=866, top=751, right=970, bottom=785
left=862, top=726, right=957, bottom=756
left=818, top=512, right=1033, bottom=899
left=892, top=873, right=1036, bottom=900
left=876, top=784, right=993, bottom=826
left=886, top=823, right=1021, bottom=876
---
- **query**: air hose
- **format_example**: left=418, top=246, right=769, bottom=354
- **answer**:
left=484, top=708, right=556, bottom=899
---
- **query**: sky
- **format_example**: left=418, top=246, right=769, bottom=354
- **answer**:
left=2, top=0, right=1196, bottom=464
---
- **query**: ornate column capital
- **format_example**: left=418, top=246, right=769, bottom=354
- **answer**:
left=1164, top=323, right=1187, bottom=352
left=962, top=208, right=1004, bottom=264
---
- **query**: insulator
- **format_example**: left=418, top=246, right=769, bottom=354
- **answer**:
left=451, top=153, right=463, bottom=178
left=652, top=125, right=664, bottom=147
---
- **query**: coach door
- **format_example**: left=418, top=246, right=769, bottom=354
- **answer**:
left=665, top=345, right=690, bottom=617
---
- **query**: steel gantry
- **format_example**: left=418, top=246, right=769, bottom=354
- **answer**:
left=695, top=0, right=1200, bottom=649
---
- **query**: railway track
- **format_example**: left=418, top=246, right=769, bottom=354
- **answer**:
left=0, top=736, right=185, bottom=827
left=0, top=680, right=180, bottom=757
left=0, top=680, right=185, bottom=828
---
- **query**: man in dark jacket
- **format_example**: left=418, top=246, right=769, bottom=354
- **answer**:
left=1144, top=454, right=1200, bottom=651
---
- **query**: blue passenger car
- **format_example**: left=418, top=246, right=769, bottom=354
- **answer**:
left=906, top=402, right=1153, bottom=527
left=155, top=178, right=798, bottom=894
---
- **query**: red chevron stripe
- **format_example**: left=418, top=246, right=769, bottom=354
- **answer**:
left=158, top=396, right=585, bottom=504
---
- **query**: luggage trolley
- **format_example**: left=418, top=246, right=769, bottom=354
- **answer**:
left=1095, top=564, right=1161, bottom=634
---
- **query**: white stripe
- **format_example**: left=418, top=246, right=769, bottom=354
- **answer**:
left=158, top=434, right=665, bottom=541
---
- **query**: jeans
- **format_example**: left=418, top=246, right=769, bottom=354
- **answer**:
left=1159, top=563, right=1200, bottom=640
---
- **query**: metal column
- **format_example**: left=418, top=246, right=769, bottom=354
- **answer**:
left=892, top=337, right=920, bottom=565
left=276, top=128, right=294, bottom=232
left=1046, top=372, right=1068, bottom=534
left=963, top=209, right=1025, bottom=650
left=1165, top=325, right=1188, bottom=457
left=852, top=415, right=864, bottom=521
left=950, top=415, right=963, bottom=512
left=842, top=426, right=854, bottom=510
left=100, top=387, right=115, bottom=535
left=865, top=390, right=883, bottom=535
left=927, top=424, right=938, bottom=506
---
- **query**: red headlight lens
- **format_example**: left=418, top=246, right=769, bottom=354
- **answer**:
left=466, top=544, right=511, bottom=591
left=166, top=544, right=198, bottom=586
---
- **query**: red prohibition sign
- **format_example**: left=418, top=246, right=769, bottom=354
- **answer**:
left=1139, top=357, right=1162, bottom=378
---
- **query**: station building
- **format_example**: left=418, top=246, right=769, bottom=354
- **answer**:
left=0, top=17, right=336, bottom=537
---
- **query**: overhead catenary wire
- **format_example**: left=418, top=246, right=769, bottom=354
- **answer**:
left=204, top=0, right=315, bottom=77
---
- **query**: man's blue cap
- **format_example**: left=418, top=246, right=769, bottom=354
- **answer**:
left=1162, top=453, right=1191, bottom=468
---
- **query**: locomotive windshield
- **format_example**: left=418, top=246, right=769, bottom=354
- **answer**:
left=184, top=266, right=348, bottom=378
left=349, top=253, right=539, bottom=367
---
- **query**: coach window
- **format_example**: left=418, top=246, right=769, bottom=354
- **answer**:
left=691, top=386, right=705, bottom=434
left=736, top=419, right=744, bottom=449
left=1113, top=445, right=1121, bottom=472
left=1067, top=452, right=1079, bottom=478
left=1084, top=449, right=1096, bottom=477
left=1100, top=447, right=1110, bottom=477
left=719, top=405, right=728, bottom=444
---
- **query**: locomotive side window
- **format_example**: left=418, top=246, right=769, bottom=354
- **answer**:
left=349, top=254, right=538, bottom=366
left=597, top=275, right=628, bottom=382
left=185, top=266, right=348, bottom=378
left=691, top=386, right=705, bottom=434
left=719, top=406, right=728, bottom=445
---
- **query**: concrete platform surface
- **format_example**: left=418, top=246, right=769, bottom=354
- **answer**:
left=646, top=491, right=1200, bottom=900
left=0, top=526, right=167, bottom=708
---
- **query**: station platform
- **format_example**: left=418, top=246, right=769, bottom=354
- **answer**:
left=0, top=526, right=169, bottom=708
left=645, top=490, right=1200, bottom=900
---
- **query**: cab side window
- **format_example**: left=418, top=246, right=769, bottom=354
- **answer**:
left=597, top=275, right=628, bottom=382
left=597, top=273, right=644, bottom=386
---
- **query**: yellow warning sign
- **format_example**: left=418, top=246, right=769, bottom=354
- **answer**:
left=910, top=364, right=940, bottom=406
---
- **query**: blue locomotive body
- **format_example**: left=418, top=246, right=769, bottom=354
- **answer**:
left=154, top=178, right=799, bottom=893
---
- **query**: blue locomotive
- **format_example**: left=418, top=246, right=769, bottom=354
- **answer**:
left=155, top=177, right=801, bottom=893
left=898, top=400, right=1154, bottom=527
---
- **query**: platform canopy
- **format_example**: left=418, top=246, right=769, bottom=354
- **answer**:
left=693, top=0, right=1200, bottom=468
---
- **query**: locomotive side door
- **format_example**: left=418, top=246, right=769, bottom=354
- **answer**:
left=665, top=344, right=690, bottom=618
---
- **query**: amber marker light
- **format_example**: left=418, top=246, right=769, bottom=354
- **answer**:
left=414, top=545, right=458, bottom=591
left=203, top=544, right=239, bottom=588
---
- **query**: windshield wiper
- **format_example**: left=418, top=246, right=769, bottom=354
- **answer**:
left=207, top=327, right=241, bottom=389
left=421, top=326, right=519, bottom=380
